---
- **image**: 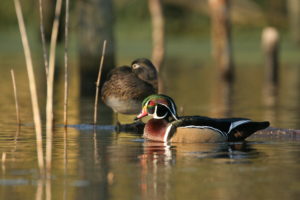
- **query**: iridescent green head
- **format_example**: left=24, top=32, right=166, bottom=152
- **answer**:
left=136, top=94, right=178, bottom=120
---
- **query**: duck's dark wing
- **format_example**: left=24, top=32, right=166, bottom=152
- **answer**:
left=227, top=121, right=270, bottom=141
left=172, top=116, right=270, bottom=141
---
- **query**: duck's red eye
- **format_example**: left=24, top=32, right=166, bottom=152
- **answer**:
left=148, top=101, right=156, bottom=106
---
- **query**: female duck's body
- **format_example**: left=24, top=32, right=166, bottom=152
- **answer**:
left=101, top=58, right=158, bottom=115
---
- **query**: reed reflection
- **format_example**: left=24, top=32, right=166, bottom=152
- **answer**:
left=139, top=141, right=174, bottom=200
left=75, top=129, right=112, bottom=200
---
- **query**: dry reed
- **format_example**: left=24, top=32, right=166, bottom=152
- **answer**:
left=38, top=0, right=49, bottom=76
left=64, top=0, right=70, bottom=127
left=46, top=0, right=63, bottom=172
left=13, top=0, right=44, bottom=174
left=93, top=40, right=107, bottom=126
left=10, top=69, right=21, bottom=125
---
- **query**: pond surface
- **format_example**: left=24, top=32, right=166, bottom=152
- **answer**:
left=0, top=49, right=300, bottom=199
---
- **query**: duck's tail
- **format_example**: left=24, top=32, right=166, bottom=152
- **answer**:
left=228, top=121, right=270, bottom=141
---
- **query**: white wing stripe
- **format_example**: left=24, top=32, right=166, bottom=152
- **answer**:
left=228, top=120, right=251, bottom=133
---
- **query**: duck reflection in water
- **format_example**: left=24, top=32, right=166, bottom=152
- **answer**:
left=138, top=140, right=258, bottom=199
left=138, top=141, right=173, bottom=199
left=139, top=141, right=258, bottom=165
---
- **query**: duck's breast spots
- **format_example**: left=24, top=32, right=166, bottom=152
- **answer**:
left=144, top=119, right=168, bottom=142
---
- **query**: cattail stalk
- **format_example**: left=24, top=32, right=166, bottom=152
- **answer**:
left=13, top=0, right=44, bottom=174
left=11, top=69, right=21, bottom=125
left=94, top=40, right=107, bottom=126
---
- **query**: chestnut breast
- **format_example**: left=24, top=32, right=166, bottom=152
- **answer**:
left=143, top=119, right=169, bottom=142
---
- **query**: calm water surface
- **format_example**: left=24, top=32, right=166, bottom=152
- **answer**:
left=0, top=55, right=300, bottom=199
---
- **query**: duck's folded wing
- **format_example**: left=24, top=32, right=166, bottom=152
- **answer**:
left=172, top=116, right=269, bottom=141
left=173, top=116, right=249, bottom=133
left=227, top=121, right=270, bottom=141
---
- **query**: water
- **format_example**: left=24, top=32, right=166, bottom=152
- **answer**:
left=1, top=127, right=300, bottom=200
left=0, top=52, right=300, bottom=199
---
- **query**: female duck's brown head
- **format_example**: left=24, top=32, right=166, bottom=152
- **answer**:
left=131, top=58, right=158, bottom=88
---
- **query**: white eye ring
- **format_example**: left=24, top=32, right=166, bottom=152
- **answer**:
left=132, top=64, right=140, bottom=69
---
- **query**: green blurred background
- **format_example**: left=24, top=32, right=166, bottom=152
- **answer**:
left=0, top=0, right=299, bottom=65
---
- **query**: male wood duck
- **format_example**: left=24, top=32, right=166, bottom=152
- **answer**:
left=135, top=94, right=270, bottom=143
left=101, top=58, right=158, bottom=115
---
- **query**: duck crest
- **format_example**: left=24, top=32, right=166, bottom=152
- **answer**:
left=141, top=94, right=178, bottom=120
left=144, top=119, right=169, bottom=142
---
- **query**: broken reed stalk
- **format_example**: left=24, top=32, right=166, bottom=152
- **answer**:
left=261, top=27, right=280, bottom=107
left=64, top=0, right=70, bottom=127
left=93, top=40, right=107, bottom=126
left=13, top=0, right=44, bottom=174
left=38, top=0, right=49, bottom=76
left=46, top=0, right=63, bottom=172
left=262, top=27, right=280, bottom=85
left=10, top=69, right=21, bottom=125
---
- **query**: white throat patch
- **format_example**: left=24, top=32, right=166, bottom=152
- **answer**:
left=163, top=124, right=173, bottom=142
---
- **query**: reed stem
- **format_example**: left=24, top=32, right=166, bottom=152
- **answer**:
left=13, top=0, right=44, bottom=174
left=64, top=0, right=70, bottom=127
left=46, top=0, right=63, bottom=172
left=93, top=40, right=107, bottom=126
left=10, top=69, right=21, bottom=125
left=38, top=0, right=49, bottom=76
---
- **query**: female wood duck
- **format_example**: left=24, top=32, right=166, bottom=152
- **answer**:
left=101, top=58, right=158, bottom=115
left=135, top=94, right=270, bottom=143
